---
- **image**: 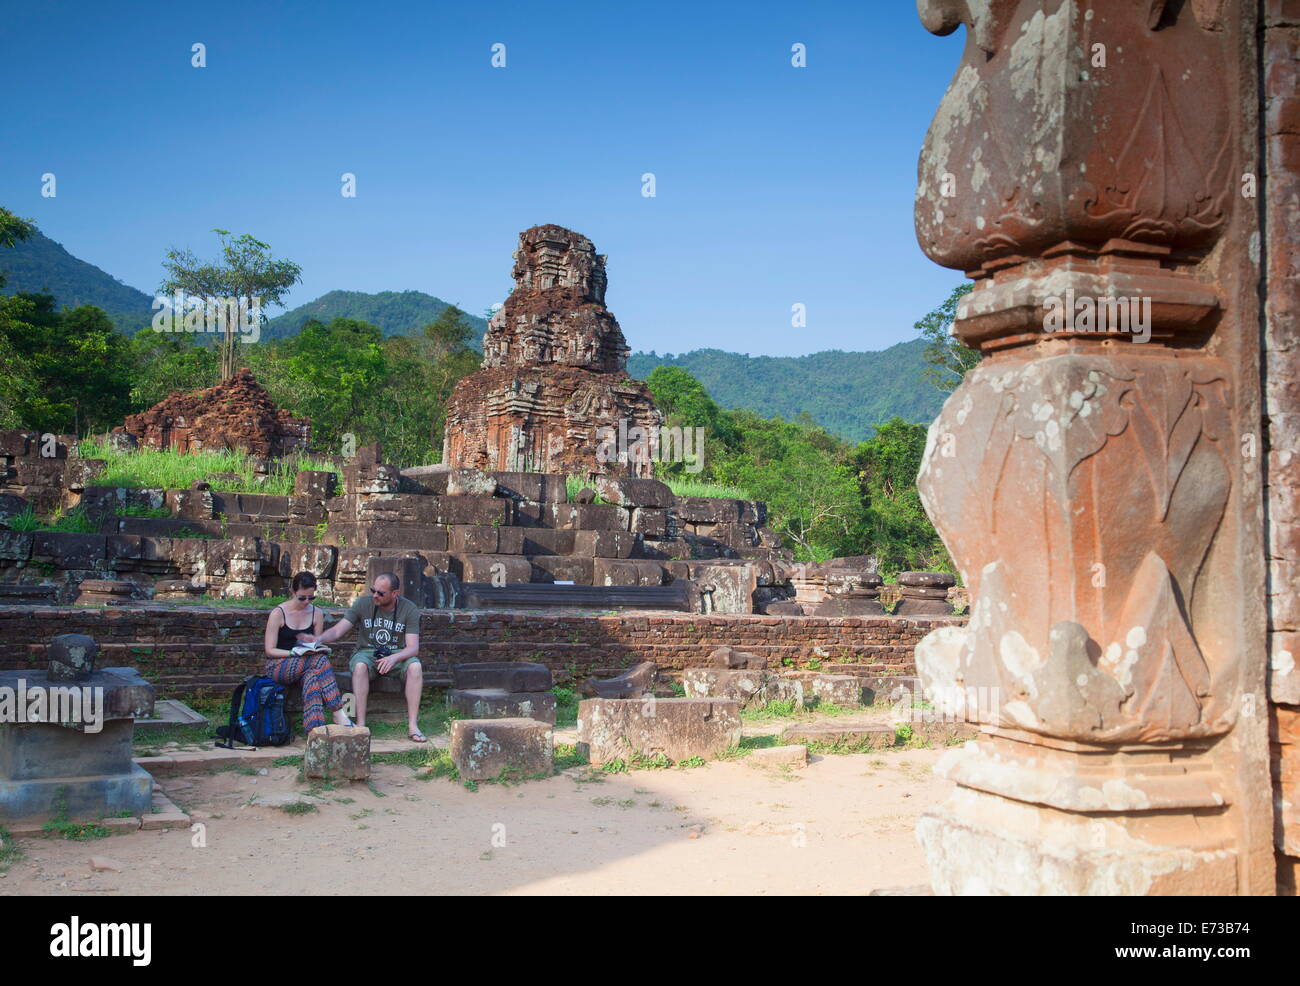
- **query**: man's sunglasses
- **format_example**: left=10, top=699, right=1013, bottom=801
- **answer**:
left=370, top=587, right=389, bottom=596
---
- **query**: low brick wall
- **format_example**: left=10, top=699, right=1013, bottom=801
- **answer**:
left=0, top=604, right=963, bottom=696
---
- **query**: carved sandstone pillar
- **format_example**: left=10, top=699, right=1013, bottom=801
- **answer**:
left=912, top=0, right=1273, bottom=894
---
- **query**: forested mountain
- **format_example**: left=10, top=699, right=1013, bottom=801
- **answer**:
left=1, top=229, right=944, bottom=440
left=263, top=290, right=489, bottom=343
left=627, top=340, right=944, bottom=441
left=0, top=231, right=155, bottom=333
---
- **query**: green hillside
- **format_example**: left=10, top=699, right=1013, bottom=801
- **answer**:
left=263, top=289, right=489, bottom=344
left=627, top=340, right=944, bottom=442
left=0, top=231, right=156, bottom=333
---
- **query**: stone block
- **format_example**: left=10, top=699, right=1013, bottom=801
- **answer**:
left=592, top=558, right=664, bottom=586
left=814, top=596, right=886, bottom=616
left=48, top=633, right=98, bottom=681
left=593, top=476, right=675, bottom=508
left=630, top=507, right=670, bottom=538
left=576, top=697, right=742, bottom=765
left=451, top=661, right=553, bottom=692
left=519, top=528, right=575, bottom=555
left=490, top=471, right=567, bottom=504
left=304, top=725, right=371, bottom=781
left=674, top=497, right=741, bottom=524
left=898, top=571, right=957, bottom=588
left=574, top=529, right=637, bottom=558
left=548, top=502, right=626, bottom=531
left=446, top=468, right=498, bottom=496
left=681, top=668, right=804, bottom=709
left=454, top=553, right=532, bottom=584
left=781, top=721, right=897, bottom=750
left=294, top=470, right=336, bottom=498
left=0, top=531, right=33, bottom=561
left=707, top=645, right=767, bottom=669
left=529, top=555, right=594, bottom=584
left=31, top=532, right=106, bottom=570
left=13, top=458, right=65, bottom=486
left=811, top=674, right=865, bottom=708
left=691, top=562, right=758, bottom=614
left=431, top=495, right=508, bottom=527
left=449, top=525, right=499, bottom=554
left=0, top=429, right=33, bottom=457
left=450, top=718, right=554, bottom=782
left=747, top=744, right=808, bottom=769
left=446, top=688, right=557, bottom=724
left=398, top=465, right=449, bottom=495
left=582, top=661, right=657, bottom=699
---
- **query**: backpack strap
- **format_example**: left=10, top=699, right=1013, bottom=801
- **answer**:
left=215, top=678, right=248, bottom=750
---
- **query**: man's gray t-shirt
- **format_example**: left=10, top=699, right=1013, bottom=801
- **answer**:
left=343, top=595, right=421, bottom=652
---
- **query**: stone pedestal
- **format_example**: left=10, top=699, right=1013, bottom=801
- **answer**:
left=0, top=665, right=155, bottom=821
left=450, top=718, right=553, bottom=781
left=446, top=688, right=557, bottom=724
left=304, top=725, right=371, bottom=781
left=910, top=0, right=1273, bottom=895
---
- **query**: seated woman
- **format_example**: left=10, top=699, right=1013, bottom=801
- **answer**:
left=263, top=572, right=352, bottom=732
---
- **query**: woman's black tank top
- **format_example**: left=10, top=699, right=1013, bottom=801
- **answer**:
left=276, top=604, right=317, bottom=653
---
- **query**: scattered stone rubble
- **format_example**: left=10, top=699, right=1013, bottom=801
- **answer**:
left=446, top=661, right=558, bottom=724
left=576, top=697, right=742, bottom=765
left=115, top=368, right=310, bottom=458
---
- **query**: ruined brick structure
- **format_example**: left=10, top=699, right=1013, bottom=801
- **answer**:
left=116, top=368, right=310, bottom=458
left=0, top=604, right=953, bottom=697
left=443, top=225, right=662, bottom=478
left=1264, top=0, right=1300, bottom=895
left=912, top=0, right=1278, bottom=894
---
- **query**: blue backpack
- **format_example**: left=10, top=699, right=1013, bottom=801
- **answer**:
left=215, top=676, right=292, bottom=748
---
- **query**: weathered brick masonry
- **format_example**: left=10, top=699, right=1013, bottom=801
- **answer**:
left=0, top=604, right=959, bottom=695
left=1265, top=0, right=1300, bottom=894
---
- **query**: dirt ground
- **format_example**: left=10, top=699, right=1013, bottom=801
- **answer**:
left=0, top=747, right=949, bottom=896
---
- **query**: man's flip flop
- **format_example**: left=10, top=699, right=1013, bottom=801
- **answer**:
left=409, top=730, right=427, bottom=743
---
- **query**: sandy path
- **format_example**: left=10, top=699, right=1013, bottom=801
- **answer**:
left=0, top=748, right=948, bottom=896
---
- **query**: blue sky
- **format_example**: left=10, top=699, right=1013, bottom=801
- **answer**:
left=0, top=0, right=968, bottom=357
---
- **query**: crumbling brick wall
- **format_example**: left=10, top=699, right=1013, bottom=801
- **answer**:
left=0, top=604, right=961, bottom=696
left=1264, top=0, right=1300, bottom=894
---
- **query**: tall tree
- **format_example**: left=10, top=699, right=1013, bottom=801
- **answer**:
left=0, top=294, right=131, bottom=433
left=0, top=207, right=36, bottom=254
left=415, top=305, right=481, bottom=456
left=160, top=230, right=302, bottom=379
left=915, top=282, right=978, bottom=392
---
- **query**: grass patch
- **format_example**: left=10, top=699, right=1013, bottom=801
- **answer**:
left=552, top=687, right=579, bottom=728
left=660, top=477, right=754, bottom=500
left=0, top=826, right=24, bottom=869
left=41, top=792, right=110, bottom=841
left=7, top=505, right=99, bottom=533
left=278, top=801, right=317, bottom=815
left=554, top=743, right=587, bottom=771
left=77, top=440, right=336, bottom=496
left=740, top=699, right=799, bottom=721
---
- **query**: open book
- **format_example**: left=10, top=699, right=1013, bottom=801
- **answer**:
left=291, top=641, right=331, bottom=658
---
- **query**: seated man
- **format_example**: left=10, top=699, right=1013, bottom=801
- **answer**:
left=307, top=571, right=426, bottom=742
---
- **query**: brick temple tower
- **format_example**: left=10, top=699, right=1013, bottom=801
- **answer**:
left=443, top=225, right=662, bottom=477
